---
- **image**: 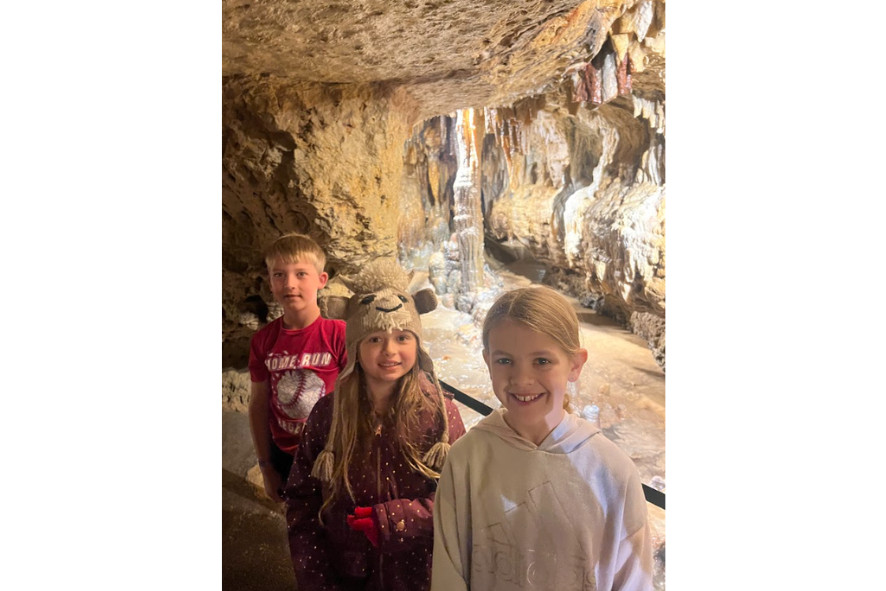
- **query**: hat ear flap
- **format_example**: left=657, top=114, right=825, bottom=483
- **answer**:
left=320, top=295, right=350, bottom=320
left=412, top=288, right=437, bottom=315
left=336, top=273, right=357, bottom=292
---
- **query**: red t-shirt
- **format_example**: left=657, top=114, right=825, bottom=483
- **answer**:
left=248, top=315, right=347, bottom=454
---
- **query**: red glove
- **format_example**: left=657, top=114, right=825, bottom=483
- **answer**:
left=346, top=506, right=379, bottom=547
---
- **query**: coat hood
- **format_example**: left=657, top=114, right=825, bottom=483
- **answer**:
left=472, top=408, right=600, bottom=453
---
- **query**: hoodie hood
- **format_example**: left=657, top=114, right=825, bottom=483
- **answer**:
left=473, top=408, right=600, bottom=453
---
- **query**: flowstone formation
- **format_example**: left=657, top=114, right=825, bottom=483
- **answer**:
left=402, top=88, right=665, bottom=367
left=222, top=0, right=666, bottom=368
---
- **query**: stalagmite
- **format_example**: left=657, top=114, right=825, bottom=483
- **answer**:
left=452, top=108, right=485, bottom=312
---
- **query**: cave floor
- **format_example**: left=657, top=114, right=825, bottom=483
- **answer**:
left=222, top=410, right=296, bottom=591
left=222, top=266, right=666, bottom=590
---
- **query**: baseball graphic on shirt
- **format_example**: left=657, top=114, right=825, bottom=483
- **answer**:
left=276, top=369, right=326, bottom=420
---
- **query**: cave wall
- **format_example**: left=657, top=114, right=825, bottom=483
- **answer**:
left=485, top=91, right=665, bottom=321
left=404, top=86, right=665, bottom=366
left=222, top=78, right=420, bottom=366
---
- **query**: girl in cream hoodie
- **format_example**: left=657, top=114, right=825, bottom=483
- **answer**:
left=431, top=286, right=653, bottom=591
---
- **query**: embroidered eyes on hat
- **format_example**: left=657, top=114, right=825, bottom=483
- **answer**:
left=321, top=259, right=438, bottom=383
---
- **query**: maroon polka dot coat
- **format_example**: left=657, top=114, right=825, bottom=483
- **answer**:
left=284, top=390, right=466, bottom=591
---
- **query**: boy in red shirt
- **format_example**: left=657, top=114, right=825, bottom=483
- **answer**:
left=248, top=233, right=347, bottom=502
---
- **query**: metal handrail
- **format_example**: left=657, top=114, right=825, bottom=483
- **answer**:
left=439, top=379, right=665, bottom=510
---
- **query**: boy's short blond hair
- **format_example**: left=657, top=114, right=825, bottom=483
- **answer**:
left=264, top=233, right=327, bottom=274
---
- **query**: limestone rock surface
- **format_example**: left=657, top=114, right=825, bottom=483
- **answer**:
left=223, top=0, right=664, bottom=120
left=222, top=0, right=666, bottom=368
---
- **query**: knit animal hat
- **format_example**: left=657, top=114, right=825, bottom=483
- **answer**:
left=313, top=258, right=451, bottom=482
left=322, top=258, right=438, bottom=384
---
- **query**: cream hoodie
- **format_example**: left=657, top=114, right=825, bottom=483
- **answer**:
left=431, top=409, right=653, bottom=591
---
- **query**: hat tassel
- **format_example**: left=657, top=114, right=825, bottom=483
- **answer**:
left=422, top=439, right=450, bottom=471
left=422, top=390, right=452, bottom=471
left=311, top=448, right=335, bottom=483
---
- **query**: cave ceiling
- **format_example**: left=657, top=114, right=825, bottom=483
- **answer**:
left=222, top=0, right=665, bottom=120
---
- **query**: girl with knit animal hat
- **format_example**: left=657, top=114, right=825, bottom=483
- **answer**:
left=431, top=285, right=653, bottom=591
left=283, top=259, right=467, bottom=591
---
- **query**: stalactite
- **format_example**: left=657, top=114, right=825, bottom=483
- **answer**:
left=483, top=106, right=497, bottom=136
left=510, top=121, right=520, bottom=159
left=501, top=126, right=513, bottom=170
left=570, top=40, right=631, bottom=106
left=617, top=53, right=632, bottom=96
left=587, top=63, right=602, bottom=105
left=572, top=70, right=589, bottom=103
left=486, top=107, right=516, bottom=170
left=643, top=137, right=663, bottom=185
left=632, top=95, right=665, bottom=135
left=601, top=52, right=618, bottom=103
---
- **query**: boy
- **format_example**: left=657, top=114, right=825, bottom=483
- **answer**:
left=248, top=233, right=347, bottom=503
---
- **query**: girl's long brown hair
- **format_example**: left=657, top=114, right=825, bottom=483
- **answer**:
left=318, top=360, right=444, bottom=521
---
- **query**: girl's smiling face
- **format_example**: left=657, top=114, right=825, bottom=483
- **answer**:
left=483, top=318, right=587, bottom=445
left=358, top=329, right=418, bottom=394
